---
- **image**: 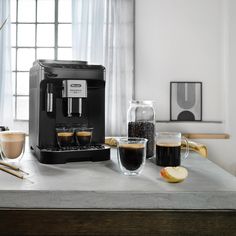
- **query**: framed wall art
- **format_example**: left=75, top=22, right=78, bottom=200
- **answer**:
left=170, top=82, right=202, bottom=121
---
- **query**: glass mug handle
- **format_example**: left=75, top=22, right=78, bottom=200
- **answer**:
left=181, top=136, right=189, bottom=159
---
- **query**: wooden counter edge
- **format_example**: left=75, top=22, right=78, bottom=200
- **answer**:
left=0, top=209, right=236, bottom=236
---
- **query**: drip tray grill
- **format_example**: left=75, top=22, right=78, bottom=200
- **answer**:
left=40, top=145, right=106, bottom=152
left=33, top=145, right=110, bottom=164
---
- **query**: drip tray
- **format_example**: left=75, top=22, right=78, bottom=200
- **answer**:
left=41, top=145, right=107, bottom=152
left=33, top=145, right=110, bottom=164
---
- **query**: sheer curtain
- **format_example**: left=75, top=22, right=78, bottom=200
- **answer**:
left=0, top=0, right=13, bottom=128
left=72, top=0, right=134, bottom=136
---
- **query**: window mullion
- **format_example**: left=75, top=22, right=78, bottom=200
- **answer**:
left=15, top=0, right=19, bottom=120
left=55, top=0, right=59, bottom=60
left=35, top=0, right=38, bottom=59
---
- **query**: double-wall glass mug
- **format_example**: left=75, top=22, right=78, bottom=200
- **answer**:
left=117, top=137, right=147, bottom=176
left=0, top=131, right=26, bottom=162
left=75, top=127, right=93, bottom=146
left=56, top=127, right=74, bottom=148
left=156, top=132, right=189, bottom=166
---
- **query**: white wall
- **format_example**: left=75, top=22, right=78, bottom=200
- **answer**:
left=135, top=0, right=225, bottom=123
left=227, top=0, right=236, bottom=137
left=135, top=0, right=236, bottom=175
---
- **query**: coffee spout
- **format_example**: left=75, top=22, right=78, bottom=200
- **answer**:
left=79, top=98, right=82, bottom=117
left=67, top=98, right=73, bottom=117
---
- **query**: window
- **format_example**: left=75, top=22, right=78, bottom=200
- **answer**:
left=11, top=0, right=72, bottom=130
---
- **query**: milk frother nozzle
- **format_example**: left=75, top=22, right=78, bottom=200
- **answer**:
left=46, top=83, right=53, bottom=113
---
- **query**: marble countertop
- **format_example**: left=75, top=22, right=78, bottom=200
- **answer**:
left=0, top=146, right=236, bottom=210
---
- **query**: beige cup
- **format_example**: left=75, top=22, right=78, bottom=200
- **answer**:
left=0, top=131, right=26, bottom=162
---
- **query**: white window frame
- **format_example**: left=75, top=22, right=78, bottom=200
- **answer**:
left=11, top=0, right=72, bottom=131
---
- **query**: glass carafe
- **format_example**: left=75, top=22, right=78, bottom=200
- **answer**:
left=127, top=101, right=156, bottom=158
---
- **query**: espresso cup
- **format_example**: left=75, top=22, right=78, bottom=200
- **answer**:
left=156, top=132, right=189, bottom=167
left=117, top=137, right=147, bottom=176
left=0, top=131, right=26, bottom=162
left=56, top=127, right=74, bottom=148
left=75, top=127, right=93, bottom=146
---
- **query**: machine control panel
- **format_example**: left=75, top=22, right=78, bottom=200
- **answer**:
left=62, top=80, right=87, bottom=98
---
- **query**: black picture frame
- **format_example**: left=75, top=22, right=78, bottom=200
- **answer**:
left=170, top=81, right=202, bottom=121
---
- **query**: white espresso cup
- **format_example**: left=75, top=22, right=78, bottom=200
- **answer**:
left=0, top=131, right=26, bottom=162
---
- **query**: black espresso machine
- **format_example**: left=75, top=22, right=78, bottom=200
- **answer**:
left=29, top=60, right=110, bottom=164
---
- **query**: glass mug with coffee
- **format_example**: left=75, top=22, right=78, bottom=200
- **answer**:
left=0, top=131, right=26, bottom=162
left=56, top=127, right=74, bottom=148
left=117, top=137, right=147, bottom=176
left=156, top=132, right=189, bottom=166
left=75, top=127, right=93, bottom=146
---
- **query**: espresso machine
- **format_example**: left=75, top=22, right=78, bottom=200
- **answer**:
left=29, top=60, right=110, bottom=164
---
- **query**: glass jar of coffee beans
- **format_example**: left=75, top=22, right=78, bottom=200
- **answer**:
left=127, top=101, right=156, bottom=158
